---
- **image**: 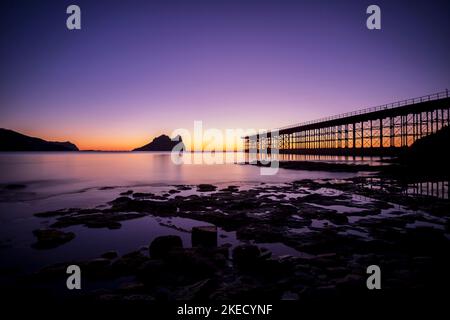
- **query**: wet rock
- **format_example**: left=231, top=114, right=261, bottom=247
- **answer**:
left=345, top=208, right=381, bottom=216
left=132, top=192, right=155, bottom=199
left=232, top=245, right=261, bottom=270
left=83, top=258, right=111, bottom=277
left=197, top=184, right=217, bottom=192
left=154, top=288, right=173, bottom=301
left=139, top=246, right=225, bottom=287
left=175, top=279, right=213, bottom=300
left=0, top=239, right=12, bottom=250
left=99, top=186, right=115, bottom=190
left=34, top=208, right=75, bottom=218
left=87, top=258, right=111, bottom=268
left=163, top=248, right=220, bottom=281
left=50, top=211, right=145, bottom=229
left=112, top=251, right=149, bottom=275
left=120, top=190, right=133, bottom=196
left=149, top=235, right=183, bottom=259
left=227, top=199, right=261, bottom=211
left=4, top=183, right=26, bottom=190
left=220, top=185, right=239, bottom=192
left=192, top=226, right=217, bottom=248
left=136, top=259, right=168, bottom=284
left=175, top=185, right=192, bottom=191
left=85, top=220, right=122, bottom=229
left=31, top=263, right=68, bottom=281
left=118, top=282, right=146, bottom=293
left=334, top=274, right=364, bottom=290
left=101, top=251, right=118, bottom=260
left=260, top=247, right=272, bottom=260
left=27, top=174, right=450, bottom=302
left=113, top=199, right=177, bottom=214
left=326, top=213, right=349, bottom=225
left=32, top=229, right=75, bottom=249
left=281, top=291, right=300, bottom=300
left=400, top=227, right=450, bottom=255
left=109, top=196, right=131, bottom=205
left=276, top=204, right=298, bottom=215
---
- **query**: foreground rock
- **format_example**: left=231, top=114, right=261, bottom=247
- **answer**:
left=149, top=235, right=183, bottom=259
left=197, top=184, right=217, bottom=192
left=28, top=177, right=450, bottom=302
left=192, top=226, right=217, bottom=247
left=32, top=229, right=75, bottom=249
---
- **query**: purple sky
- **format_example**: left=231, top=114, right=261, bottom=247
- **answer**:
left=1, top=0, right=449, bottom=150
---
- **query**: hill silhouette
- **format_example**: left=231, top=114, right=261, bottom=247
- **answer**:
left=133, top=134, right=184, bottom=151
left=0, top=128, right=79, bottom=151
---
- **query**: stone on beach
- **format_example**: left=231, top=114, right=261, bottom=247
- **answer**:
left=120, top=190, right=133, bottom=196
left=197, top=184, right=217, bottom=192
left=31, top=229, right=75, bottom=249
left=149, top=235, right=183, bottom=259
left=232, top=244, right=261, bottom=269
left=101, top=251, right=119, bottom=260
left=192, top=226, right=218, bottom=247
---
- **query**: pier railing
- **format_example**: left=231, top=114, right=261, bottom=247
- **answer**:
left=276, top=90, right=449, bottom=132
left=243, top=90, right=450, bottom=156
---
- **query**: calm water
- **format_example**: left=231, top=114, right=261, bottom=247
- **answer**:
left=0, top=152, right=371, bottom=197
left=0, top=152, right=367, bottom=277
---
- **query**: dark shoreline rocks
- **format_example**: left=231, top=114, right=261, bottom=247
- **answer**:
left=149, top=235, right=183, bottom=259
left=31, top=229, right=75, bottom=249
left=197, top=184, right=217, bottom=192
left=192, top=226, right=218, bottom=247
left=27, top=177, right=450, bottom=302
left=250, top=160, right=377, bottom=173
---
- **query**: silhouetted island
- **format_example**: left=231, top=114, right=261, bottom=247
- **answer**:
left=133, top=134, right=184, bottom=151
left=0, top=128, right=79, bottom=151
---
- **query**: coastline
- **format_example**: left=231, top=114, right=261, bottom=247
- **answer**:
left=1, top=172, right=448, bottom=303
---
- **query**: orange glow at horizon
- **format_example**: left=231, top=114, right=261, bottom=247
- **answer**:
left=20, top=131, right=245, bottom=152
left=76, top=137, right=244, bottom=152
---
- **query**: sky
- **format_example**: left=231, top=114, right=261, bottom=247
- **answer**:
left=1, top=0, right=449, bottom=150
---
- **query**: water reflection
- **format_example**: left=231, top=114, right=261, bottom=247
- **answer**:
left=406, top=180, right=449, bottom=200
left=242, top=152, right=389, bottom=165
left=363, top=177, right=449, bottom=200
left=0, top=152, right=358, bottom=199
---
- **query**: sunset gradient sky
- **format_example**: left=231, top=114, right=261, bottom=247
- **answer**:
left=1, top=0, right=449, bottom=150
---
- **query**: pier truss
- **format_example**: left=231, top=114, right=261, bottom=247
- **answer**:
left=244, top=91, right=450, bottom=156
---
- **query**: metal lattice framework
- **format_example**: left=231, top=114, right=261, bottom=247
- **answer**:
left=243, top=91, right=450, bottom=156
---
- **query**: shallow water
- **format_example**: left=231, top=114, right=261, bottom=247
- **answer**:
left=0, top=152, right=362, bottom=199
left=0, top=152, right=361, bottom=274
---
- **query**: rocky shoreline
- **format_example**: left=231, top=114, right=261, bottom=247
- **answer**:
left=20, top=176, right=450, bottom=302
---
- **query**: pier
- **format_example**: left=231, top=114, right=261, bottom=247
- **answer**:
left=244, top=91, right=450, bottom=156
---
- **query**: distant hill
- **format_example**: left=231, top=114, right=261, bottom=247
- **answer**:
left=0, top=128, right=79, bottom=151
left=133, top=134, right=184, bottom=151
